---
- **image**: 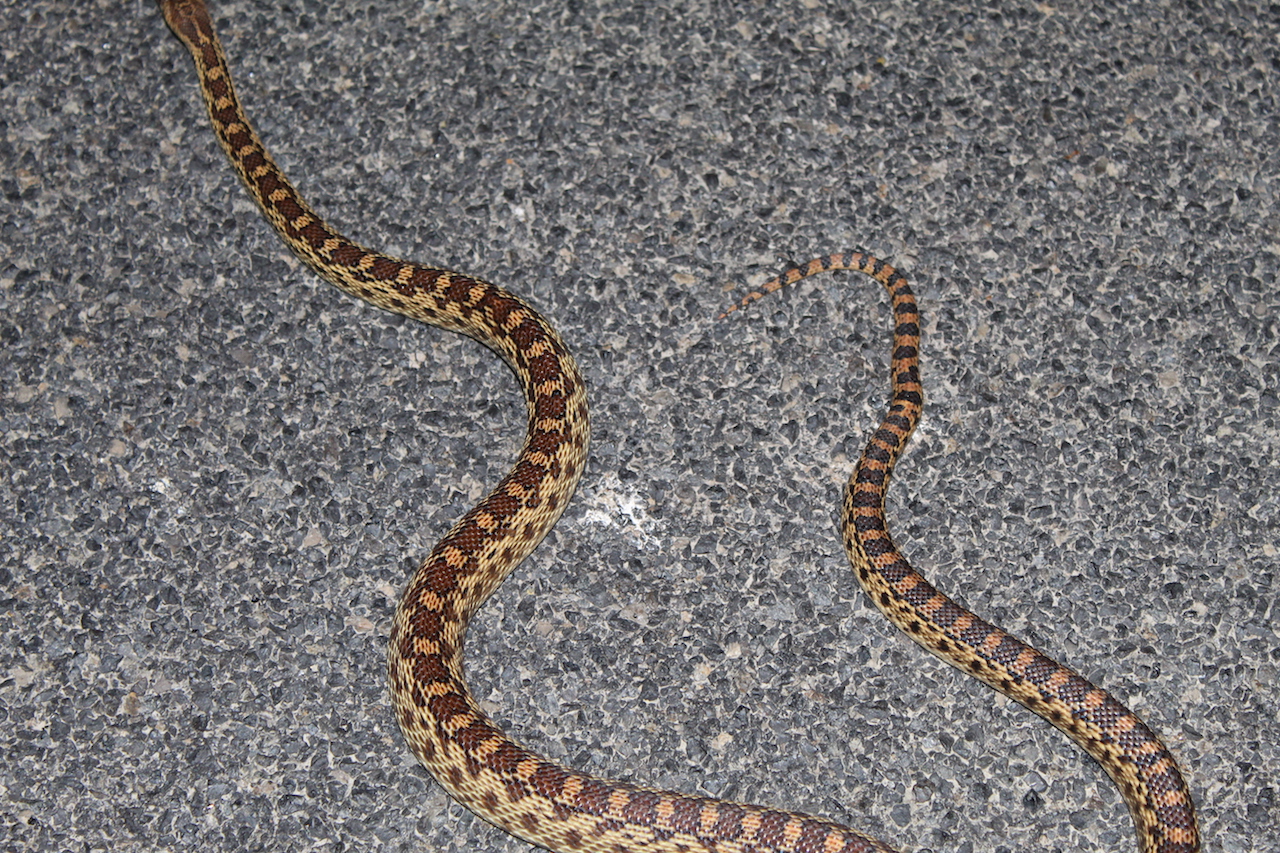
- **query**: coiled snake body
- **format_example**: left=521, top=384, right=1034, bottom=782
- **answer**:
left=159, top=2, right=1200, bottom=851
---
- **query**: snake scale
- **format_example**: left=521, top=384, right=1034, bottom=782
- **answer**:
left=159, top=2, right=1200, bottom=851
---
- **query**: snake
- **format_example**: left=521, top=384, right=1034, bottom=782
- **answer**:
left=158, top=2, right=1201, bottom=851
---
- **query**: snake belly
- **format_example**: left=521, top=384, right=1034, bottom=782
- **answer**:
left=159, top=2, right=1200, bottom=852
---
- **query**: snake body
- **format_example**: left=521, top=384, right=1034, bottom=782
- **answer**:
left=159, top=2, right=1200, bottom=852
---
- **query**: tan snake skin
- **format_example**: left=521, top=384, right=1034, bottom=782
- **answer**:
left=160, top=2, right=1200, bottom=851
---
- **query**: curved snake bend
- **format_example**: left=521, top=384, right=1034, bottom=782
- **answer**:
left=160, top=2, right=1200, bottom=852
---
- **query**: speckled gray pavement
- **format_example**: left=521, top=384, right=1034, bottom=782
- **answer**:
left=2, top=2, right=1276, bottom=851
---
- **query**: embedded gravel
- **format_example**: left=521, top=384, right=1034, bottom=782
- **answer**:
left=2, top=2, right=1277, bottom=852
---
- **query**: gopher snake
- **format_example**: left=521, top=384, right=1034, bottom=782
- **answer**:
left=159, top=2, right=1200, bottom=851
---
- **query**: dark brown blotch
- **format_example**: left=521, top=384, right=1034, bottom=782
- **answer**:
left=712, top=802, right=746, bottom=840
left=369, top=256, right=402, bottom=281
left=529, top=762, right=571, bottom=800
left=620, top=790, right=662, bottom=826
left=330, top=242, right=364, bottom=267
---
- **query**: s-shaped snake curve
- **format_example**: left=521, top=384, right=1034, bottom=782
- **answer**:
left=160, top=2, right=1200, bottom=851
